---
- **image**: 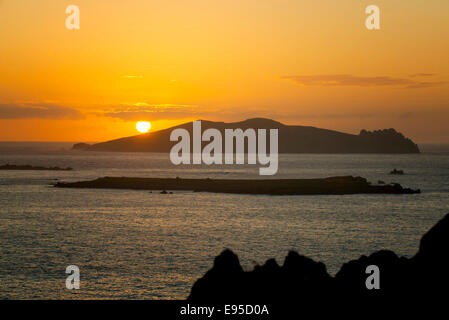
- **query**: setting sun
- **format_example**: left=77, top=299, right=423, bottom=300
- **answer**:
left=136, top=121, right=151, bottom=133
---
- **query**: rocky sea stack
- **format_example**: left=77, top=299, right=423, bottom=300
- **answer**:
left=77, top=118, right=420, bottom=154
left=188, top=213, right=449, bottom=302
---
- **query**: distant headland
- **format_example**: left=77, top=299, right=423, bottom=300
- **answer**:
left=54, top=176, right=420, bottom=195
left=0, top=164, right=73, bottom=171
left=72, top=118, right=420, bottom=154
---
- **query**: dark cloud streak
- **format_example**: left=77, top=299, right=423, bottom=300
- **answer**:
left=103, top=104, right=202, bottom=121
left=281, top=74, right=444, bottom=89
left=409, top=73, right=435, bottom=78
left=0, top=103, right=83, bottom=119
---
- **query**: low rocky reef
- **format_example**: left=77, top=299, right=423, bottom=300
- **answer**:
left=0, top=164, right=73, bottom=171
left=71, top=143, right=92, bottom=151
left=390, top=168, right=405, bottom=175
left=188, top=213, right=449, bottom=302
left=54, top=176, right=420, bottom=195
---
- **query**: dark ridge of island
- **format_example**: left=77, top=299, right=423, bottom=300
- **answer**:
left=188, top=213, right=449, bottom=305
left=54, top=176, right=420, bottom=195
left=75, top=118, right=420, bottom=154
left=0, top=164, right=73, bottom=171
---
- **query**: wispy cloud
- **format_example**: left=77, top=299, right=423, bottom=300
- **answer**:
left=103, top=103, right=203, bottom=121
left=0, top=103, right=83, bottom=119
left=281, top=74, right=444, bottom=89
left=405, top=81, right=445, bottom=89
left=101, top=102, right=430, bottom=124
left=123, top=75, right=144, bottom=79
left=103, top=103, right=284, bottom=122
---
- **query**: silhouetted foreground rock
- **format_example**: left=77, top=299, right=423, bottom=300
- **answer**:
left=188, top=214, right=449, bottom=302
left=0, top=164, right=73, bottom=171
left=54, top=176, right=420, bottom=195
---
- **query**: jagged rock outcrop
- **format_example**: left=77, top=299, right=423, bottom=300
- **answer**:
left=188, top=214, right=449, bottom=302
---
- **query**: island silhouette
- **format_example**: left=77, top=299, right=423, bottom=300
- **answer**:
left=73, top=118, right=420, bottom=153
left=0, top=164, right=73, bottom=171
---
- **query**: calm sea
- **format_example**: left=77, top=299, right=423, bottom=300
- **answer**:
left=0, top=142, right=448, bottom=299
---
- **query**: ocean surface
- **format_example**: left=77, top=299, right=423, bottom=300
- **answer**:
left=0, top=142, right=448, bottom=299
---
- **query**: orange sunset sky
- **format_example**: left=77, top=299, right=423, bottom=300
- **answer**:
left=0, top=0, right=448, bottom=143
